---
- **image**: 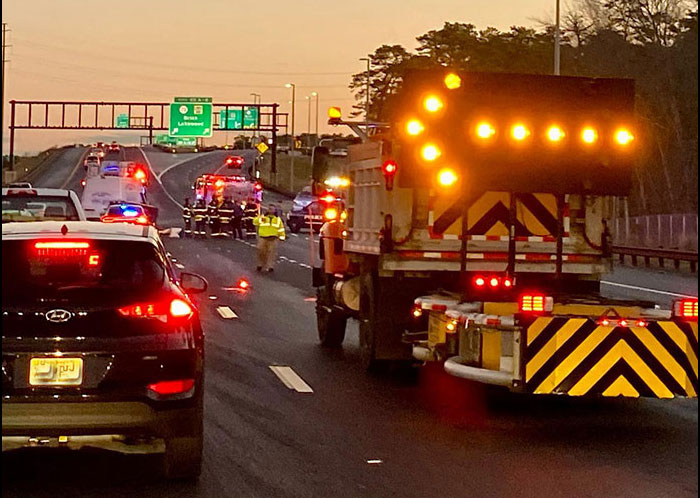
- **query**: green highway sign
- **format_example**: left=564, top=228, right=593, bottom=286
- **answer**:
left=116, top=114, right=129, bottom=128
left=219, top=107, right=259, bottom=130
left=155, top=134, right=197, bottom=147
left=169, top=97, right=213, bottom=137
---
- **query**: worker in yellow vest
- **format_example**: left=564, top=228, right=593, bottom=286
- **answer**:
left=253, top=205, right=286, bottom=272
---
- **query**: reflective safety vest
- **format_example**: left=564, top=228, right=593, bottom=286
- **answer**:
left=218, top=204, right=234, bottom=223
left=182, top=205, right=192, bottom=221
left=208, top=203, right=220, bottom=222
left=253, top=215, right=286, bottom=239
left=193, top=205, right=208, bottom=221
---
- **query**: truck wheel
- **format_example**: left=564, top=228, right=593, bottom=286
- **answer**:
left=359, top=271, right=419, bottom=373
left=317, top=301, right=347, bottom=348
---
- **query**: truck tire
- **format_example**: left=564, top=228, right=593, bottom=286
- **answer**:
left=359, top=272, right=416, bottom=373
left=317, top=302, right=347, bottom=347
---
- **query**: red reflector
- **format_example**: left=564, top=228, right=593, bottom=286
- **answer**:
left=503, top=278, right=514, bottom=288
left=618, top=319, right=629, bottom=328
left=599, top=318, right=611, bottom=327
left=636, top=320, right=648, bottom=328
left=520, top=294, right=547, bottom=313
left=236, top=278, right=250, bottom=290
left=474, top=276, right=486, bottom=287
left=147, top=379, right=195, bottom=396
left=489, top=277, right=500, bottom=288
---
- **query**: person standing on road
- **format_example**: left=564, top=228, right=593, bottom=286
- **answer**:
left=193, top=199, right=209, bottom=238
left=243, top=198, right=259, bottom=238
left=218, top=197, right=234, bottom=238
left=208, top=196, right=222, bottom=237
left=253, top=205, right=286, bottom=272
left=231, top=201, right=245, bottom=240
left=182, top=198, right=193, bottom=238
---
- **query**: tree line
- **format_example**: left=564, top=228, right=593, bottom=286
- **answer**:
left=350, top=0, right=698, bottom=215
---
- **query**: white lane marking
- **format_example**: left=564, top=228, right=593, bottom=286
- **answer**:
left=60, top=148, right=88, bottom=189
left=175, top=263, right=186, bottom=269
left=216, top=306, right=238, bottom=319
left=299, top=264, right=312, bottom=269
left=366, top=459, right=384, bottom=465
left=138, top=148, right=184, bottom=210
left=601, top=280, right=697, bottom=299
left=291, top=234, right=299, bottom=237
left=288, top=259, right=297, bottom=264
left=156, top=153, right=213, bottom=180
left=269, top=366, right=314, bottom=393
left=208, top=295, right=218, bottom=300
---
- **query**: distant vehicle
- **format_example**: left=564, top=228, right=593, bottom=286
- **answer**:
left=84, top=153, right=101, bottom=170
left=7, top=182, right=32, bottom=189
left=81, top=176, right=145, bottom=220
left=89, top=147, right=105, bottom=159
left=224, top=155, right=245, bottom=169
left=286, top=188, right=321, bottom=233
left=2, top=221, right=207, bottom=479
left=2, top=187, right=86, bottom=223
left=108, top=141, right=120, bottom=154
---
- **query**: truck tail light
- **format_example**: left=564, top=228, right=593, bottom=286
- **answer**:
left=520, top=294, right=553, bottom=314
left=382, top=160, right=398, bottom=191
left=674, top=299, right=698, bottom=321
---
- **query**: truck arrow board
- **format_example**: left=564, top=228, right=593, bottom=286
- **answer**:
left=169, top=97, right=213, bottom=138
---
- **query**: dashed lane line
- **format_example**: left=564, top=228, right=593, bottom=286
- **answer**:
left=269, top=366, right=314, bottom=393
left=216, top=306, right=239, bottom=319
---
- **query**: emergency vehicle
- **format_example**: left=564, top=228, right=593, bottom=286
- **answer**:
left=192, top=174, right=263, bottom=205
left=313, top=70, right=698, bottom=400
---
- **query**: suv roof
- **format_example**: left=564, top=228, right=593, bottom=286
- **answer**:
left=1, top=220, right=160, bottom=244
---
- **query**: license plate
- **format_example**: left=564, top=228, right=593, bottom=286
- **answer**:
left=29, top=357, right=83, bottom=386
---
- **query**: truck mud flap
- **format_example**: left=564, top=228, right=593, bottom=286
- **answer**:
left=523, top=318, right=698, bottom=398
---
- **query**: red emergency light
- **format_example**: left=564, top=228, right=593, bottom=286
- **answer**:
left=382, top=160, right=398, bottom=191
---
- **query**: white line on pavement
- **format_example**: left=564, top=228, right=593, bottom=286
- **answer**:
left=216, top=306, right=238, bottom=319
left=175, top=263, right=186, bottom=269
left=60, top=148, right=88, bottom=189
left=139, top=148, right=183, bottom=209
left=269, top=366, right=314, bottom=393
left=601, top=280, right=697, bottom=299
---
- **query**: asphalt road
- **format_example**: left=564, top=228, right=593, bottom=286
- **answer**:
left=2, top=147, right=697, bottom=498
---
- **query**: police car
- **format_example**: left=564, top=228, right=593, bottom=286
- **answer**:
left=1, top=221, right=207, bottom=479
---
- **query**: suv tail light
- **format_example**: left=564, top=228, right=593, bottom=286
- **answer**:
left=519, top=294, right=553, bottom=314
left=118, top=298, right=193, bottom=322
left=147, top=379, right=195, bottom=397
left=673, top=299, right=698, bottom=321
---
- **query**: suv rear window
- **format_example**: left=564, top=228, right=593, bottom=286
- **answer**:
left=2, top=195, right=80, bottom=223
left=2, top=239, right=166, bottom=304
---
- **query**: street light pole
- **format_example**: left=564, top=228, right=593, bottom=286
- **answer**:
left=554, top=0, right=561, bottom=76
left=285, top=83, right=296, bottom=150
left=360, top=57, right=371, bottom=129
left=306, top=95, right=312, bottom=148
left=312, top=91, right=319, bottom=144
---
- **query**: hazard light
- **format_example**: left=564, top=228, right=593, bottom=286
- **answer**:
left=476, top=122, right=496, bottom=140
left=615, top=128, right=634, bottom=146
left=406, top=119, right=424, bottom=137
left=420, top=144, right=441, bottom=162
left=423, top=96, right=443, bottom=113
left=581, top=127, right=598, bottom=144
left=674, top=299, right=698, bottom=321
left=437, top=168, right=458, bottom=187
left=324, top=208, right=339, bottom=221
left=547, top=125, right=565, bottom=142
left=519, top=294, right=553, bottom=313
left=412, top=306, right=423, bottom=318
left=444, top=73, right=462, bottom=90
left=511, top=124, right=530, bottom=141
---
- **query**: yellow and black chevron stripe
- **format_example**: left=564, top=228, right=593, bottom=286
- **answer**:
left=524, top=317, right=698, bottom=398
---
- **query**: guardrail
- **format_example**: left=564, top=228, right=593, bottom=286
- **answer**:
left=613, top=245, right=698, bottom=273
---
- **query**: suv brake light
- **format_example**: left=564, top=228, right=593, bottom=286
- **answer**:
left=118, top=298, right=193, bottom=322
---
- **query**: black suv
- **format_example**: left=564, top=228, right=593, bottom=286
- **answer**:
left=2, top=221, right=207, bottom=479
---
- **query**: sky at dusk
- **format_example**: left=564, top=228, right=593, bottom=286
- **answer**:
left=3, top=0, right=560, bottom=154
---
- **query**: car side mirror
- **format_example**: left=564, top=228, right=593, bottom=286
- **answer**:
left=180, top=272, right=208, bottom=294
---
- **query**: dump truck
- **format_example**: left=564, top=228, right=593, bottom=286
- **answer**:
left=313, top=70, right=698, bottom=399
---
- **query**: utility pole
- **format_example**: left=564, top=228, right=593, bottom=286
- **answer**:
left=312, top=91, right=319, bottom=144
left=2, top=23, right=11, bottom=165
left=360, top=57, right=371, bottom=130
left=554, top=0, right=561, bottom=75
